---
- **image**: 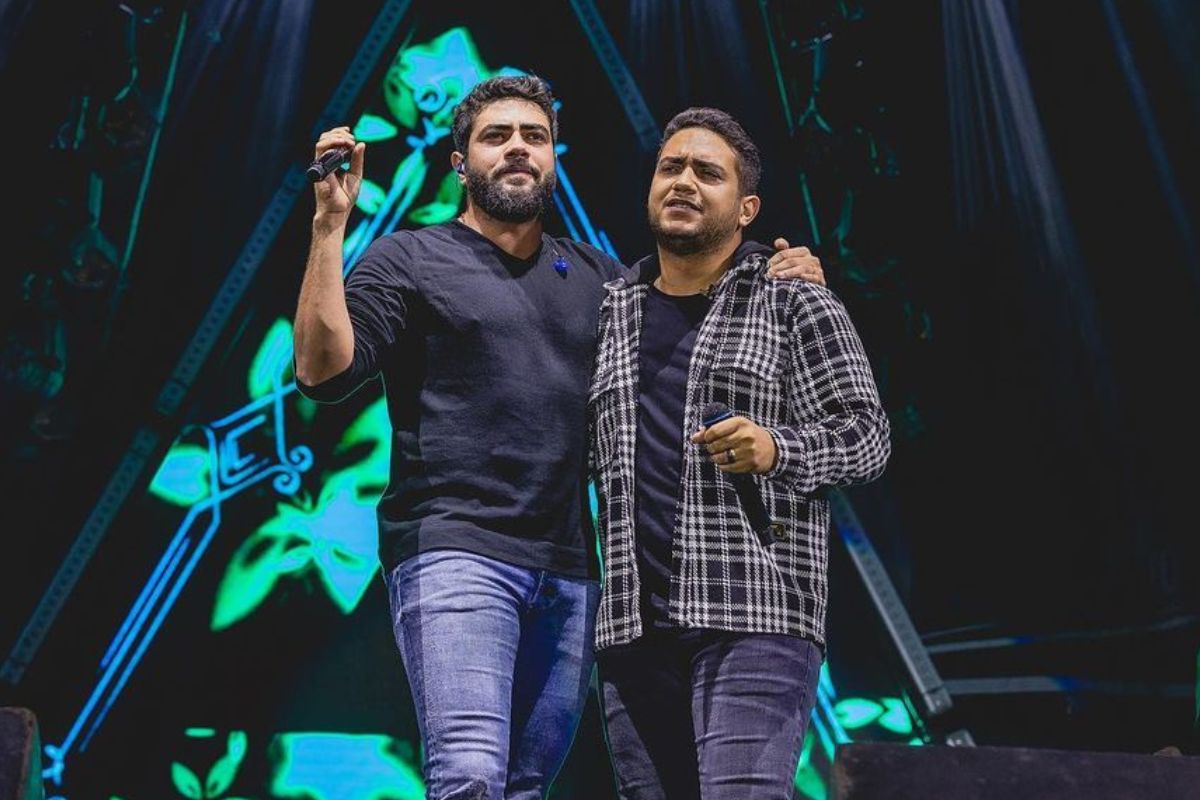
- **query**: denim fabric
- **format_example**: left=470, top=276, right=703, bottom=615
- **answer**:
left=387, top=549, right=600, bottom=800
left=598, top=629, right=823, bottom=800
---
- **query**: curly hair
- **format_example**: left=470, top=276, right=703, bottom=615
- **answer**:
left=452, top=75, right=558, bottom=154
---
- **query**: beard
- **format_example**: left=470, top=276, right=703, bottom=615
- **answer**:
left=648, top=203, right=741, bottom=256
left=464, top=161, right=557, bottom=223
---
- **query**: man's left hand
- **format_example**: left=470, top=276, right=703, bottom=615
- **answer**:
left=767, top=238, right=825, bottom=285
left=690, top=416, right=778, bottom=474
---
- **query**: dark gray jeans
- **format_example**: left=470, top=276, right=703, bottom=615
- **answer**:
left=598, top=628, right=823, bottom=800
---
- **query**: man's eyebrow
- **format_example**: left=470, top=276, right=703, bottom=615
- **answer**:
left=692, top=157, right=726, bottom=173
left=657, top=154, right=726, bottom=173
left=478, top=123, right=550, bottom=135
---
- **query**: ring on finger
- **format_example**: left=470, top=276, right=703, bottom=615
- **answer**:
left=725, top=449, right=736, bottom=465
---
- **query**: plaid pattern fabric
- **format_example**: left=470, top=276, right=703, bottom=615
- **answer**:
left=589, top=248, right=891, bottom=650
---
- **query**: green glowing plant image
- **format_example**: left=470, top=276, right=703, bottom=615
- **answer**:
left=247, top=318, right=294, bottom=401
left=336, top=396, right=391, bottom=488
left=186, top=727, right=218, bottom=738
left=150, top=316, right=294, bottom=509
left=211, top=471, right=379, bottom=629
left=833, top=697, right=915, bottom=736
left=877, top=698, right=915, bottom=736
left=171, top=730, right=248, bottom=799
left=383, top=28, right=494, bottom=131
left=210, top=394, right=389, bottom=630
left=353, top=113, right=400, bottom=143
left=406, top=169, right=463, bottom=226
left=150, top=442, right=212, bottom=507
left=356, top=178, right=389, bottom=215
left=793, top=730, right=828, bottom=800
left=271, top=733, right=423, bottom=800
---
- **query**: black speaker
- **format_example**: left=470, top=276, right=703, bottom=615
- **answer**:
left=0, top=708, right=42, bottom=800
left=832, top=741, right=1200, bottom=800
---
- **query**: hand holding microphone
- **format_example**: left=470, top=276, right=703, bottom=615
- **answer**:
left=693, top=402, right=781, bottom=547
left=307, top=146, right=352, bottom=182
left=310, top=126, right=365, bottom=220
left=690, top=402, right=778, bottom=475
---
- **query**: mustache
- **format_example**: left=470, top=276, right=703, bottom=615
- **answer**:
left=663, top=196, right=701, bottom=211
left=495, top=162, right=539, bottom=179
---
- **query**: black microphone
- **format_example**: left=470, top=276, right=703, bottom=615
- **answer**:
left=700, top=402, right=779, bottom=547
left=306, top=146, right=351, bottom=183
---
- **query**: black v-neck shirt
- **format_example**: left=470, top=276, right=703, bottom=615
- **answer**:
left=298, top=221, right=623, bottom=578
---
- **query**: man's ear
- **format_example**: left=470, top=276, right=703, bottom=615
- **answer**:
left=451, top=152, right=466, bottom=181
left=739, top=194, right=761, bottom=229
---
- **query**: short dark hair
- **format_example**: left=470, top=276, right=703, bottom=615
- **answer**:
left=659, top=107, right=761, bottom=195
left=452, top=75, right=558, bottom=154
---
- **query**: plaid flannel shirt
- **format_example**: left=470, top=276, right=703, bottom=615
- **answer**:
left=589, top=243, right=891, bottom=651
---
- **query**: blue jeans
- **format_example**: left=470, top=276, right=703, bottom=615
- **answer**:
left=598, top=629, right=823, bottom=800
left=386, top=549, right=600, bottom=800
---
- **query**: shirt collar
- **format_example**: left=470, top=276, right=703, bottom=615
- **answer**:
left=608, top=239, right=773, bottom=293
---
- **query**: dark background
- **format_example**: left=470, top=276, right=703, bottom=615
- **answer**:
left=1, top=0, right=1198, bottom=794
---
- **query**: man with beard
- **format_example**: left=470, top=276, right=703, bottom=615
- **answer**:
left=588, top=108, right=891, bottom=798
left=293, top=76, right=822, bottom=799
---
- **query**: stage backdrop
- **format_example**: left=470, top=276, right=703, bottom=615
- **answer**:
left=6, top=5, right=927, bottom=798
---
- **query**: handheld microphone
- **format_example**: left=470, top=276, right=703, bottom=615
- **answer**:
left=700, top=402, right=780, bottom=547
left=306, top=146, right=351, bottom=183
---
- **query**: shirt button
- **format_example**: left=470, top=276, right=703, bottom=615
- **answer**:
left=770, top=522, right=787, bottom=542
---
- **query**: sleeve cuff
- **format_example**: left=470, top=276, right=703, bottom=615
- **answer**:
left=293, top=358, right=367, bottom=404
left=765, top=425, right=801, bottom=481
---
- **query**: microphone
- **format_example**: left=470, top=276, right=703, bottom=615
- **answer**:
left=306, top=146, right=351, bottom=183
left=700, top=402, right=779, bottom=547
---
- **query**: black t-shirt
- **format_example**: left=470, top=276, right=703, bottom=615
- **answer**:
left=297, top=221, right=623, bottom=578
left=633, top=283, right=711, bottom=628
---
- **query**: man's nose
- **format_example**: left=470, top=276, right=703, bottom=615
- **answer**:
left=503, top=137, right=530, bottom=159
left=671, top=172, right=697, bottom=192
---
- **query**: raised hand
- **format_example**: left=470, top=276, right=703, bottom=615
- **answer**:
left=312, top=126, right=366, bottom=221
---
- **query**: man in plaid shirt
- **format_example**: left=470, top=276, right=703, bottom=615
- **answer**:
left=589, top=108, right=891, bottom=798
